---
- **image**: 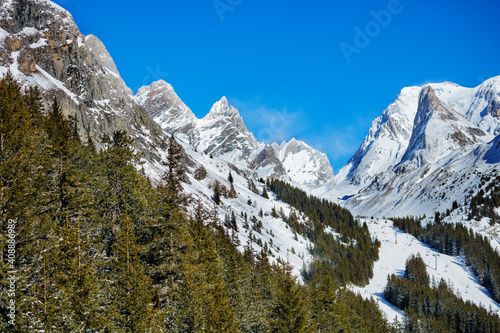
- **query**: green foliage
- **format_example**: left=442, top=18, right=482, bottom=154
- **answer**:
left=269, top=260, right=311, bottom=333
left=457, top=174, right=500, bottom=224
left=213, top=180, right=222, bottom=205
left=404, top=254, right=429, bottom=287
left=262, top=186, right=269, bottom=199
left=385, top=273, right=500, bottom=332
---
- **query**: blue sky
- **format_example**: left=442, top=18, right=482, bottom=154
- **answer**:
left=57, top=0, right=500, bottom=172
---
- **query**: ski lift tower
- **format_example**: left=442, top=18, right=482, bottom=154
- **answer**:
left=432, top=253, right=440, bottom=270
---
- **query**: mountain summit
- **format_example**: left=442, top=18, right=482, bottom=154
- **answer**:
left=327, top=76, right=500, bottom=217
left=0, top=0, right=166, bottom=166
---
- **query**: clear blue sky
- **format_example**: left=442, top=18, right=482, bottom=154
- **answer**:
left=56, top=0, right=500, bottom=173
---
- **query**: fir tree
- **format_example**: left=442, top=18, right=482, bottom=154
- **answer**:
left=262, top=186, right=269, bottom=199
left=111, top=214, right=153, bottom=331
left=213, top=180, right=221, bottom=205
left=270, top=259, right=311, bottom=332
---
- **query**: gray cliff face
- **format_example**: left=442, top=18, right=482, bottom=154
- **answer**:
left=486, top=97, right=500, bottom=118
left=136, top=80, right=197, bottom=135
left=400, top=86, right=486, bottom=168
left=251, top=144, right=286, bottom=176
left=0, top=0, right=167, bottom=162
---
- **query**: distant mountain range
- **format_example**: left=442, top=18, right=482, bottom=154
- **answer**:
left=2, top=0, right=500, bottom=221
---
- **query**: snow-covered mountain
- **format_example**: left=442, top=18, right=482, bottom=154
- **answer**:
left=136, top=81, right=335, bottom=185
left=326, top=77, right=500, bottom=218
left=336, top=86, right=420, bottom=186
left=272, top=138, right=334, bottom=185
left=0, top=0, right=168, bottom=166
left=399, top=85, right=488, bottom=168
left=0, top=0, right=316, bottom=277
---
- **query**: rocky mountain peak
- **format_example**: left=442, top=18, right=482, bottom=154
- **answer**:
left=85, top=34, right=120, bottom=77
left=207, top=96, right=236, bottom=116
left=136, top=80, right=197, bottom=135
left=336, top=85, right=420, bottom=186
left=400, top=85, right=487, bottom=167
left=274, top=138, right=334, bottom=185
left=204, top=96, right=249, bottom=133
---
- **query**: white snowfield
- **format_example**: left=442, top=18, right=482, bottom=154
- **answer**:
left=352, top=218, right=500, bottom=322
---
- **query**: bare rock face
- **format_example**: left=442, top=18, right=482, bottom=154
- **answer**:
left=251, top=144, right=286, bottom=176
left=0, top=0, right=167, bottom=162
left=136, top=80, right=197, bottom=135
left=400, top=86, right=486, bottom=167
left=486, top=97, right=500, bottom=118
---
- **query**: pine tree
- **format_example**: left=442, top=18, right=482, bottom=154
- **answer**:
left=178, top=217, right=238, bottom=332
left=310, top=275, right=351, bottom=332
left=270, top=259, right=311, bottom=332
left=262, top=186, right=269, bottom=199
left=231, top=211, right=238, bottom=231
left=213, top=180, right=221, bottom=205
left=229, top=182, right=237, bottom=199
left=163, top=135, right=186, bottom=205
left=53, top=211, right=104, bottom=330
left=111, top=214, right=153, bottom=331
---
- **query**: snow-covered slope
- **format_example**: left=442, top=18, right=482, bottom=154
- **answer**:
left=432, top=77, right=500, bottom=136
left=399, top=85, right=489, bottom=168
left=352, top=218, right=500, bottom=322
left=337, top=86, right=420, bottom=186
left=178, top=140, right=313, bottom=278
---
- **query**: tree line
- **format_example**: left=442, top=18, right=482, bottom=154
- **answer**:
left=267, top=179, right=380, bottom=287
left=384, top=254, right=500, bottom=332
left=0, top=75, right=394, bottom=332
left=392, top=216, right=500, bottom=303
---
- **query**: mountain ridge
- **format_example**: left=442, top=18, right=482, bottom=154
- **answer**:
left=137, top=80, right=335, bottom=185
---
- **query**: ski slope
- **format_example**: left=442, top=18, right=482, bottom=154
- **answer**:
left=352, top=218, right=500, bottom=322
